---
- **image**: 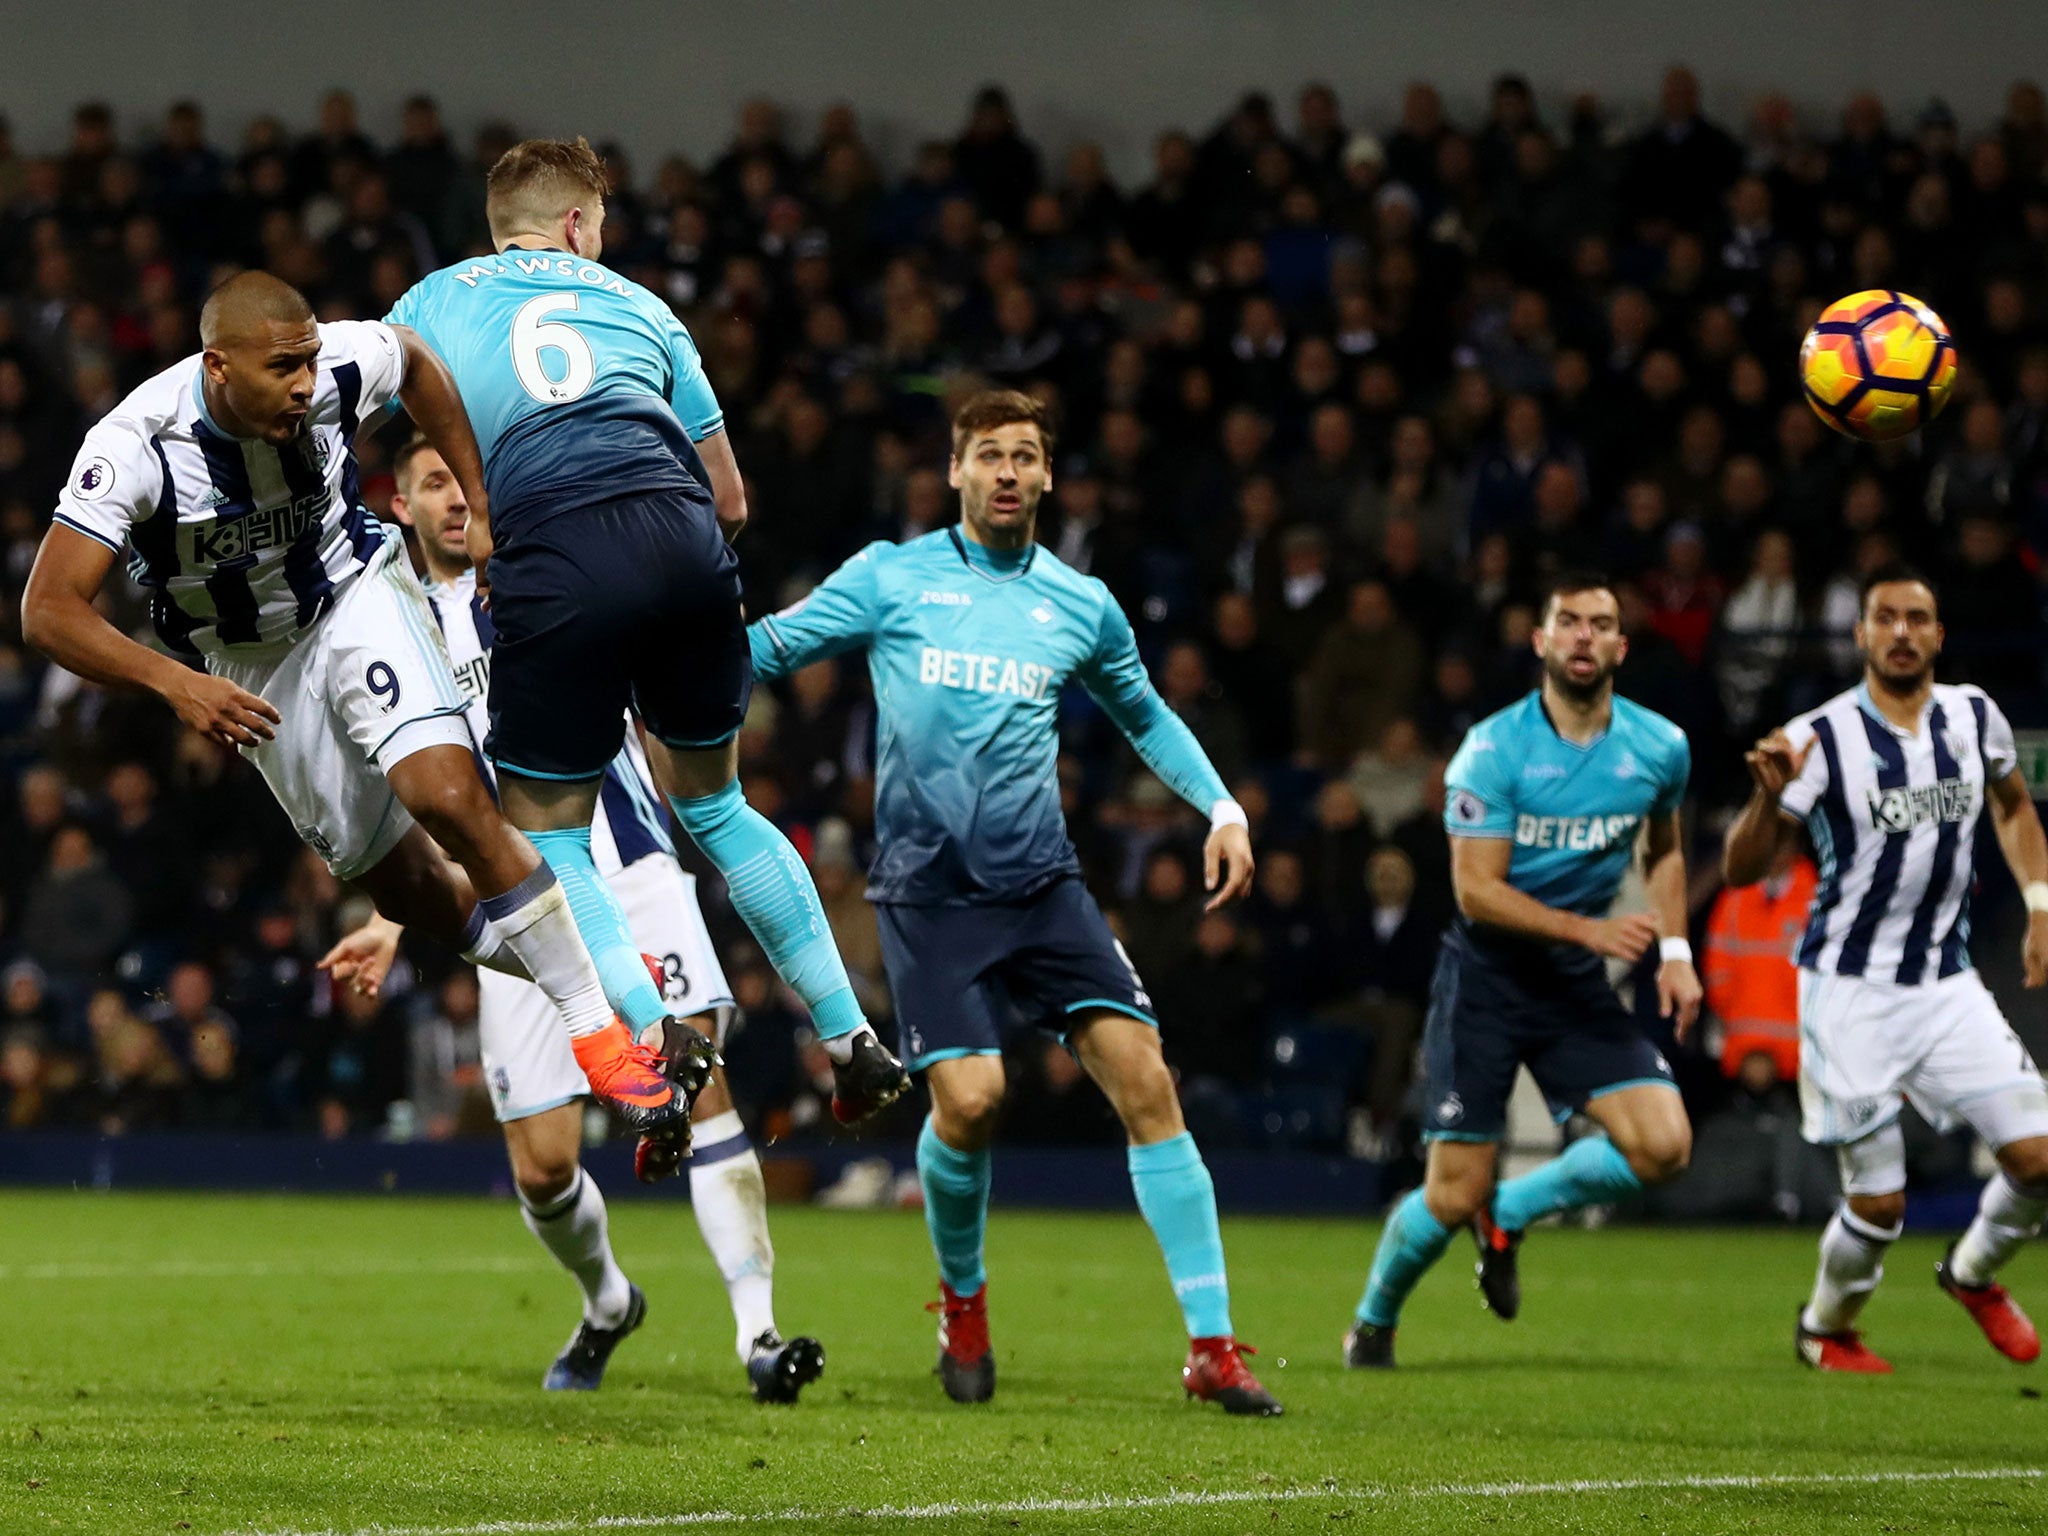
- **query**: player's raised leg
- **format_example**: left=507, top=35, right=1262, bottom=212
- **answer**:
left=648, top=736, right=907, bottom=1121
left=1071, top=1009, right=1280, bottom=1416
left=919, top=1053, right=1003, bottom=1404
left=1938, top=1138, right=2048, bottom=1363
left=1480, top=1083, right=1692, bottom=1320
left=371, top=750, right=691, bottom=1134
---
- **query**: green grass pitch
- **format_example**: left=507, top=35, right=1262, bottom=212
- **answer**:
left=0, top=1189, right=2043, bottom=1534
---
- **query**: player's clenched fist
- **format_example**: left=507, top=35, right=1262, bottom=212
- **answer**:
left=168, top=671, right=281, bottom=748
left=1579, top=911, right=1660, bottom=963
left=1744, top=729, right=1809, bottom=798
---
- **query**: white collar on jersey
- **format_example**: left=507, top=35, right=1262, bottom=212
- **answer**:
left=189, top=367, right=257, bottom=443
left=1854, top=681, right=1935, bottom=740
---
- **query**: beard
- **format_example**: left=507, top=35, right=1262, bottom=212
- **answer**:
left=1865, top=647, right=1934, bottom=694
left=1544, top=651, right=1614, bottom=702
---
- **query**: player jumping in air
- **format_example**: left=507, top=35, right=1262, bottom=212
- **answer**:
left=1344, top=575, right=1701, bottom=1368
left=319, top=438, right=825, bottom=1400
left=1723, top=566, right=2048, bottom=1373
left=749, top=390, right=1279, bottom=1416
left=383, top=138, right=906, bottom=1124
left=21, top=273, right=696, bottom=1138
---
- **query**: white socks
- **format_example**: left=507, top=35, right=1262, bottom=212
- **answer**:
left=1952, top=1173, right=2048, bottom=1288
left=521, top=1169, right=633, bottom=1328
left=459, top=905, right=532, bottom=980
left=476, top=866, right=613, bottom=1037
left=689, top=1110, right=778, bottom=1359
left=1802, top=1205, right=1900, bottom=1336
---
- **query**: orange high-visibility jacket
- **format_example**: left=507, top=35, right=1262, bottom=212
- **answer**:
left=1702, top=859, right=1818, bottom=1081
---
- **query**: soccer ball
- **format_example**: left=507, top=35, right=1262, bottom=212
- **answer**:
left=1799, top=290, right=1956, bottom=443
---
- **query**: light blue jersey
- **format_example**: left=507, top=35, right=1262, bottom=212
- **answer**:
left=749, top=529, right=1232, bottom=906
left=386, top=250, right=723, bottom=530
left=1443, top=691, right=1690, bottom=917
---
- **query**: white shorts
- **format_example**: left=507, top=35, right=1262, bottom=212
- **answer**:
left=1798, top=966, right=2048, bottom=1155
left=211, top=540, right=471, bottom=881
left=478, top=855, right=734, bottom=1122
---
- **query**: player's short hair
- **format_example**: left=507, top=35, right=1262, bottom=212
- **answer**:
left=1858, top=560, right=1938, bottom=615
left=1541, top=570, right=1619, bottom=619
left=391, top=433, right=439, bottom=494
left=950, top=390, right=1056, bottom=459
left=486, top=137, right=608, bottom=241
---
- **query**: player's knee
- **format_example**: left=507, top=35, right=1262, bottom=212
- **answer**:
left=1423, top=1167, right=1492, bottom=1227
left=1847, top=1190, right=1907, bottom=1232
left=1997, top=1138, right=2048, bottom=1191
left=405, top=774, right=495, bottom=857
left=1624, top=1125, right=1692, bottom=1185
left=934, top=1082, right=1005, bottom=1142
left=513, top=1151, right=579, bottom=1208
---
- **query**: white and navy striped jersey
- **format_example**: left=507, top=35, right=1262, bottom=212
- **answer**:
left=423, top=566, right=678, bottom=874
left=52, top=322, right=407, bottom=656
left=1779, top=682, right=2019, bottom=984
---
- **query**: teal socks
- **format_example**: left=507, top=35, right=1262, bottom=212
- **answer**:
left=1128, top=1133, right=1233, bottom=1338
left=1491, top=1135, right=1641, bottom=1234
left=669, top=781, right=865, bottom=1040
left=917, top=1117, right=991, bottom=1297
left=525, top=825, right=667, bottom=1035
left=1356, top=1187, right=1451, bottom=1328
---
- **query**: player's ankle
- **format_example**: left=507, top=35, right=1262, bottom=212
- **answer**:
left=822, top=1022, right=875, bottom=1065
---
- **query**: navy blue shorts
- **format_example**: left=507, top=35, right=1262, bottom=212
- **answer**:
left=484, top=489, right=751, bottom=782
left=1421, top=921, right=1675, bottom=1143
left=875, top=878, right=1156, bottom=1072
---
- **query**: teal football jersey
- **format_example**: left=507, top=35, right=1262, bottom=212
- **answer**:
left=386, top=249, right=722, bottom=529
left=750, top=530, right=1231, bottom=905
left=1443, top=691, right=1690, bottom=916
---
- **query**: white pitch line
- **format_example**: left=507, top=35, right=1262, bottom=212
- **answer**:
left=240, top=1465, right=2047, bottom=1536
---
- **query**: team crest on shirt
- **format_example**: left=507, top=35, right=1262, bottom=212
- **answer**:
left=1029, top=604, right=1054, bottom=624
left=1613, top=752, right=1639, bottom=780
left=74, top=457, right=116, bottom=499
left=1450, top=790, right=1487, bottom=826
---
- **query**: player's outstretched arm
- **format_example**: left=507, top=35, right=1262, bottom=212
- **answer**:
left=1722, top=729, right=1808, bottom=886
left=1643, top=809, right=1703, bottom=1038
left=1451, top=835, right=1659, bottom=961
left=1987, top=769, right=2048, bottom=988
left=747, top=545, right=885, bottom=680
left=21, top=525, right=280, bottom=748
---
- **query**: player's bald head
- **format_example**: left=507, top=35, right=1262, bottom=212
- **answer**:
left=200, top=271, right=315, bottom=349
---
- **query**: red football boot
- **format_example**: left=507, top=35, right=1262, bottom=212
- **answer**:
left=570, top=1020, right=686, bottom=1133
left=929, top=1281, right=994, bottom=1403
left=1937, top=1244, right=2042, bottom=1363
left=1795, top=1314, right=1893, bottom=1374
left=1183, top=1336, right=1284, bottom=1416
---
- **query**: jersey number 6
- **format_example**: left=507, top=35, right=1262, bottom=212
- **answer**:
left=511, top=293, right=596, bottom=405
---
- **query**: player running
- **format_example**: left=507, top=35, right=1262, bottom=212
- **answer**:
left=1344, top=574, right=1701, bottom=1369
left=1723, top=565, right=2048, bottom=1374
left=383, top=138, right=906, bottom=1123
left=21, top=272, right=696, bottom=1138
left=318, top=437, right=825, bottom=1401
left=749, top=389, right=1280, bottom=1416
